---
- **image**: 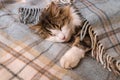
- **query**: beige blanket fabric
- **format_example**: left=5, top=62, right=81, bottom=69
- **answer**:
left=0, top=0, right=120, bottom=80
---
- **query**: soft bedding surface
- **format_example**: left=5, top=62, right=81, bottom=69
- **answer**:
left=0, top=0, right=120, bottom=80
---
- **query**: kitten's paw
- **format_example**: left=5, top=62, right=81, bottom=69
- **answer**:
left=60, top=46, right=85, bottom=69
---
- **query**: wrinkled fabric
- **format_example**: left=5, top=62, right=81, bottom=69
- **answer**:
left=0, top=0, right=120, bottom=80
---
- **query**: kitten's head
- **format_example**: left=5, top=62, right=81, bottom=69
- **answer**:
left=32, top=2, right=83, bottom=42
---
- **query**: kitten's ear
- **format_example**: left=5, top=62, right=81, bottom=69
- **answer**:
left=63, top=6, right=70, bottom=15
left=50, top=2, right=58, bottom=10
left=48, top=2, right=60, bottom=16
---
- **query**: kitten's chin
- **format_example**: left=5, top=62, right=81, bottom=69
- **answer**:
left=56, top=36, right=71, bottom=42
left=45, top=37, right=70, bottom=43
left=59, top=39, right=69, bottom=43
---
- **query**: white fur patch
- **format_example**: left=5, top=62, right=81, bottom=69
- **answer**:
left=60, top=46, right=85, bottom=69
left=70, top=7, right=82, bottom=26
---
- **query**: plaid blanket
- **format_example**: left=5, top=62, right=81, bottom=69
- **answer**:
left=0, top=29, right=82, bottom=80
left=0, top=0, right=120, bottom=80
left=80, top=0, right=120, bottom=75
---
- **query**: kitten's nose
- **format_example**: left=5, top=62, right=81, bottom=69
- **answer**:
left=62, top=36, right=65, bottom=40
left=58, top=33, right=66, bottom=40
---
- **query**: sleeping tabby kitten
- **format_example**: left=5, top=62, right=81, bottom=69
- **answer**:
left=30, top=1, right=91, bottom=69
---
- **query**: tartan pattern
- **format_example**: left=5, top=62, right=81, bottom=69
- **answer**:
left=80, top=0, right=120, bottom=75
left=0, top=0, right=120, bottom=80
left=0, top=30, right=81, bottom=80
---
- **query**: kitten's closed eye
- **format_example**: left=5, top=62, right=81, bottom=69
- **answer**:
left=51, top=34, right=56, bottom=36
left=46, top=25, right=72, bottom=42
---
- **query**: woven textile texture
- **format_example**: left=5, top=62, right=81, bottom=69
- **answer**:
left=0, top=0, right=120, bottom=80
